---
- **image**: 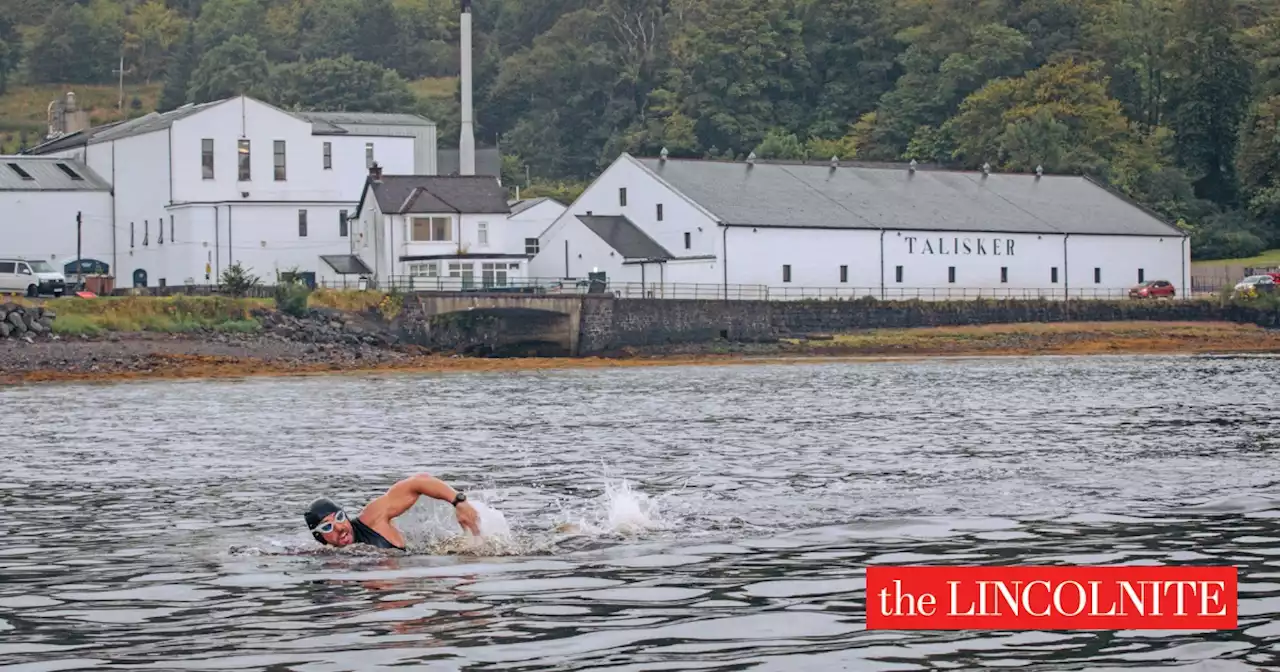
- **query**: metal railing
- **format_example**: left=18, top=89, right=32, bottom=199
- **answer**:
left=110, top=276, right=1185, bottom=302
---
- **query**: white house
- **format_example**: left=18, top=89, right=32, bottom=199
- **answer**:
left=351, top=165, right=518, bottom=289
left=531, top=153, right=1192, bottom=300
left=507, top=197, right=565, bottom=268
left=23, top=95, right=435, bottom=289
left=0, top=156, right=114, bottom=276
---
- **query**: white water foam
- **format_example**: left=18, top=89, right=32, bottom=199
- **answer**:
left=552, top=478, right=669, bottom=537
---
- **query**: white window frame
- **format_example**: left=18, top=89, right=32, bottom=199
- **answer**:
left=410, top=216, right=452, bottom=242
left=477, top=221, right=489, bottom=247
left=408, top=262, right=440, bottom=277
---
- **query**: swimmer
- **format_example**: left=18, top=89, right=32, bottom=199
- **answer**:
left=303, top=473, right=481, bottom=550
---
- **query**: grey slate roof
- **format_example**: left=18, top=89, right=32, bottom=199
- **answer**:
left=438, top=147, right=503, bottom=178
left=293, top=111, right=435, bottom=127
left=578, top=215, right=674, bottom=260
left=633, top=156, right=1184, bottom=237
left=508, top=197, right=562, bottom=216
left=365, top=175, right=510, bottom=215
left=26, top=99, right=227, bottom=154
left=0, top=157, right=110, bottom=191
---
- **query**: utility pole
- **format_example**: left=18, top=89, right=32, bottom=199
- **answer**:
left=114, top=55, right=125, bottom=111
left=76, top=211, right=82, bottom=290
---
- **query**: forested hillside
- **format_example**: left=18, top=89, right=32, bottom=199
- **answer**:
left=1, top=0, right=1278, bottom=259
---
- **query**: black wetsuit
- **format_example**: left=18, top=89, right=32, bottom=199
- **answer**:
left=351, top=517, right=405, bottom=550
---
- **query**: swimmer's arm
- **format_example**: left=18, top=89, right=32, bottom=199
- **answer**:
left=361, top=473, right=461, bottom=523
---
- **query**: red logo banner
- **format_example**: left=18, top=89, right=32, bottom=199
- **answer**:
left=866, top=565, right=1237, bottom=630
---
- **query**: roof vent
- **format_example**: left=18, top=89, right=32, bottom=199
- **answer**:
left=909, top=159, right=917, bottom=174
left=1035, top=164, right=1044, bottom=179
left=981, top=162, right=990, bottom=177
left=746, top=151, right=756, bottom=165
left=659, top=147, right=668, bottom=161
left=830, top=155, right=839, bottom=169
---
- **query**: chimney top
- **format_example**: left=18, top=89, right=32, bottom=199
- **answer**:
left=369, top=161, right=383, bottom=182
left=461, top=0, right=471, bottom=11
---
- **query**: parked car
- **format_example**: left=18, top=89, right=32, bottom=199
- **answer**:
left=1129, top=280, right=1176, bottom=299
left=0, top=258, right=67, bottom=297
left=1233, top=274, right=1277, bottom=296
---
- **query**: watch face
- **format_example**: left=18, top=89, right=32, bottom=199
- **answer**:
left=455, top=492, right=467, bottom=503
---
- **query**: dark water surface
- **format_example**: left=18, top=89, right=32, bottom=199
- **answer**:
left=3, top=355, right=1280, bottom=670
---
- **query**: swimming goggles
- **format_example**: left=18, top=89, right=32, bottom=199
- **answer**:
left=311, top=509, right=347, bottom=534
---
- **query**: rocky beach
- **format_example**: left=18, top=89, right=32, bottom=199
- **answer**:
left=6, top=294, right=1280, bottom=385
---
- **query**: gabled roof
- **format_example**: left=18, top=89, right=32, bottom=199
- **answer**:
left=0, top=157, right=110, bottom=191
left=631, top=155, right=1185, bottom=237
left=578, top=215, right=674, bottom=260
left=508, top=197, right=564, bottom=216
left=360, top=175, right=510, bottom=215
left=438, top=147, right=503, bottom=179
left=26, top=99, right=229, bottom=154
left=292, top=111, right=435, bottom=135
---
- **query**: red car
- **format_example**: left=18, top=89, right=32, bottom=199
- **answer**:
left=1129, top=280, right=1176, bottom=299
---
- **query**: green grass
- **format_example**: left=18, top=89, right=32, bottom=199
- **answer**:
left=19, top=295, right=270, bottom=335
left=0, top=83, right=162, bottom=152
left=1193, top=249, right=1280, bottom=268
left=408, top=76, right=457, bottom=104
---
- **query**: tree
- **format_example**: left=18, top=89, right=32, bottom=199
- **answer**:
left=126, top=0, right=186, bottom=83
left=27, top=1, right=123, bottom=84
left=187, top=34, right=271, bottom=103
left=269, top=56, right=417, bottom=112
left=159, top=22, right=197, bottom=111
left=1166, top=0, right=1253, bottom=205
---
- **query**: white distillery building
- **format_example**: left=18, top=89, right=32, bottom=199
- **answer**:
left=530, top=153, right=1192, bottom=300
left=0, top=156, right=114, bottom=277
left=22, top=95, right=440, bottom=289
left=352, top=166, right=521, bottom=289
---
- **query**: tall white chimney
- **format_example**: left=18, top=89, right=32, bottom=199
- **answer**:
left=459, top=0, right=476, bottom=176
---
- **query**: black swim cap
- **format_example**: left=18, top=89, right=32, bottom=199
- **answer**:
left=304, top=497, right=342, bottom=544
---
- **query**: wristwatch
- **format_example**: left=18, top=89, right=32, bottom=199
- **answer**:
left=451, top=492, right=467, bottom=506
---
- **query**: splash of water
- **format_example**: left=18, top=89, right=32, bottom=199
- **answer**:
left=553, top=478, right=667, bottom=537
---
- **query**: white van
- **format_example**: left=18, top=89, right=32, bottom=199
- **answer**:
left=0, top=258, right=67, bottom=297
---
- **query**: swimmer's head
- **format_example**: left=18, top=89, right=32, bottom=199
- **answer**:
left=304, top=497, right=354, bottom=547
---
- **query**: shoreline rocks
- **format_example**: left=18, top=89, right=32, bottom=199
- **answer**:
left=0, top=303, right=56, bottom=342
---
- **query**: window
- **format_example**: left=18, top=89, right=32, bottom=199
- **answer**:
left=1138, top=268, right=1145, bottom=283
left=1051, top=267, right=1059, bottom=284
left=482, top=262, right=519, bottom=287
left=895, top=265, right=903, bottom=283
left=840, top=265, right=848, bottom=283
left=0, top=262, right=12, bottom=273
left=365, top=143, right=374, bottom=168
left=409, top=262, right=439, bottom=276
left=56, top=163, right=83, bottom=180
left=411, top=216, right=451, bottom=242
left=525, top=237, right=540, bottom=255
left=1000, top=267, right=1008, bottom=283
left=323, top=142, right=332, bottom=170
left=158, top=214, right=164, bottom=244
left=237, top=139, right=250, bottom=180
left=684, top=232, right=691, bottom=249
left=202, top=139, right=214, bottom=179
left=273, top=140, right=286, bottom=181
left=782, top=264, right=792, bottom=283
left=619, top=188, right=627, bottom=206
left=170, top=216, right=174, bottom=243
left=8, top=163, right=32, bottom=180
left=130, top=222, right=135, bottom=248
left=656, top=203, right=664, bottom=221
left=477, top=221, right=489, bottom=246
left=448, top=262, right=474, bottom=289
left=339, top=209, right=348, bottom=237
left=298, top=209, right=308, bottom=237
left=1094, top=267, right=1101, bottom=284
left=143, top=220, right=149, bottom=246
left=948, top=266, right=956, bottom=284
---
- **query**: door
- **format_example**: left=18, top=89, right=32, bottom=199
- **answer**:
left=133, top=268, right=148, bottom=288
left=15, top=262, right=35, bottom=294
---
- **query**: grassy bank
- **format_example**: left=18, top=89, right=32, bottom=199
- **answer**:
left=0, top=84, right=162, bottom=152
left=10, top=295, right=268, bottom=336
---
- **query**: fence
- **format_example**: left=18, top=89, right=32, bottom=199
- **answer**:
left=112, top=275, right=1183, bottom=302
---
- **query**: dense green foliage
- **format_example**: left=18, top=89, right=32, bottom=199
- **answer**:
left=6, top=0, right=1280, bottom=258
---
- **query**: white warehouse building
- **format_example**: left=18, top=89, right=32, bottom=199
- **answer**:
left=530, top=153, right=1192, bottom=300
left=0, top=156, right=114, bottom=282
left=16, top=95, right=504, bottom=290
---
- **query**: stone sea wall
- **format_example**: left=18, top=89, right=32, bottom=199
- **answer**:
left=0, top=303, right=56, bottom=342
left=578, top=297, right=1271, bottom=354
